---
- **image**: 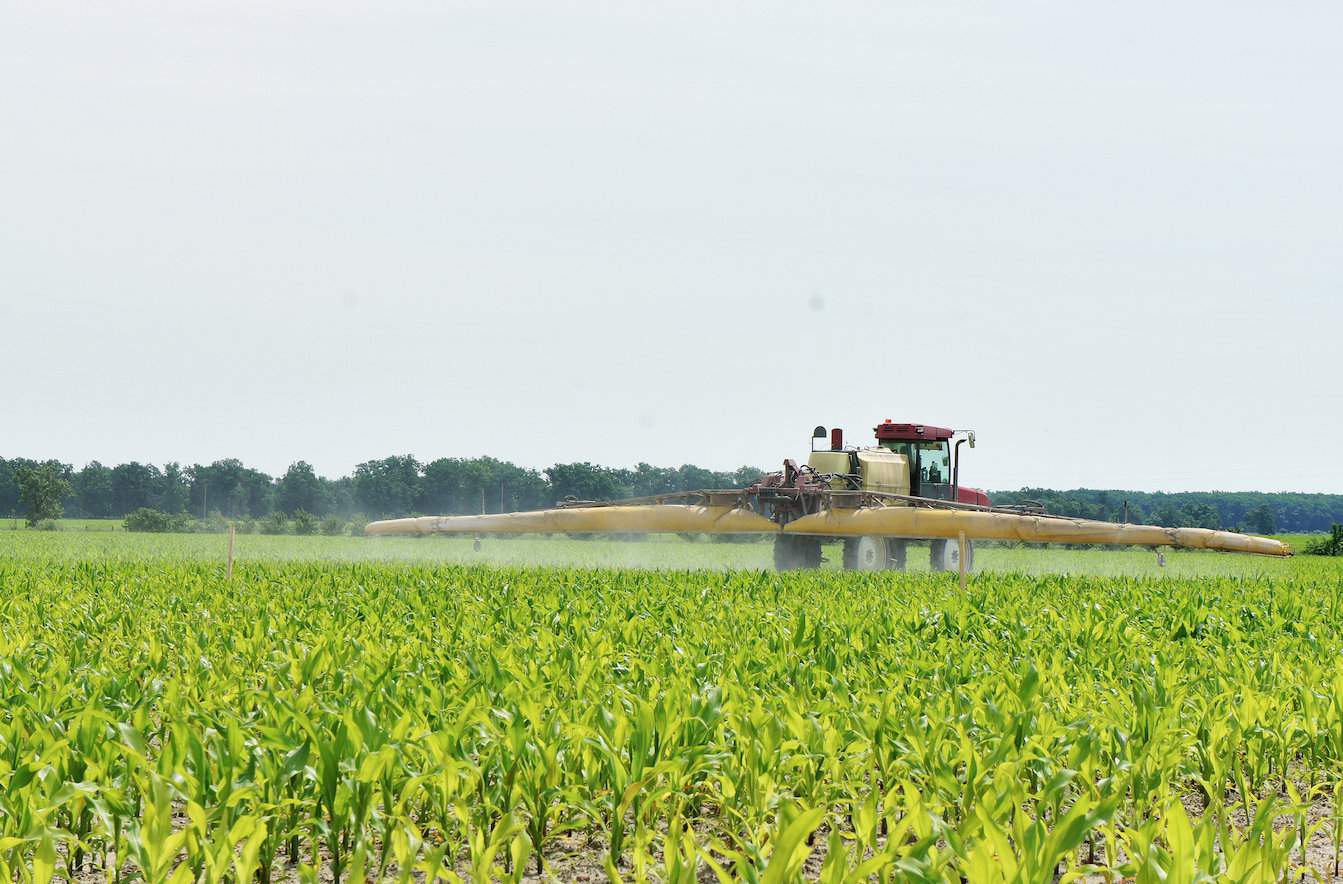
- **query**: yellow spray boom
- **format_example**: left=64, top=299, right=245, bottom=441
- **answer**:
left=365, top=492, right=1290, bottom=559
left=364, top=420, right=1292, bottom=568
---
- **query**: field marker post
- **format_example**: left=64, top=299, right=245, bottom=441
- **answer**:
left=957, top=530, right=967, bottom=590
left=226, top=524, right=236, bottom=579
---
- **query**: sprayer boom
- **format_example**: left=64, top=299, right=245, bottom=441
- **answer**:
left=364, top=421, right=1292, bottom=568
left=365, top=491, right=1289, bottom=558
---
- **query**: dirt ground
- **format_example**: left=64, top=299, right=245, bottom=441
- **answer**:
left=58, top=789, right=1343, bottom=883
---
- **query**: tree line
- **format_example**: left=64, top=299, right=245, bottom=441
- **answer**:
left=986, top=488, right=1343, bottom=534
left=0, top=456, right=766, bottom=523
left=3, top=455, right=1340, bottom=533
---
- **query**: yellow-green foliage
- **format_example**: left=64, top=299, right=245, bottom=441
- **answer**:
left=0, top=543, right=1341, bottom=881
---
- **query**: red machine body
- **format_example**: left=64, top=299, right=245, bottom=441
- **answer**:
left=869, top=420, right=990, bottom=508
left=957, top=486, right=991, bottom=507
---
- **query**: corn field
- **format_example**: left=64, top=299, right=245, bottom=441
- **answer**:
left=1, top=552, right=1342, bottom=881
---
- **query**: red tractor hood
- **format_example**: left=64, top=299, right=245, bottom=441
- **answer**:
left=957, top=487, right=991, bottom=507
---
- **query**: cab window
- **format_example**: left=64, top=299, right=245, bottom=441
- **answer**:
left=916, top=442, right=949, bottom=485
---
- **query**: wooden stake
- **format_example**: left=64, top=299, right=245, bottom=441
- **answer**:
left=957, top=530, right=968, bottom=590
left=226, top=524, right=236, bottom=580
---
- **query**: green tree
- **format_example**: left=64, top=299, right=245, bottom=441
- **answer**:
left=626, top=463, right=678, bottom=497
left=17, top=462, right=71, bottom=526
left=73, top=461, right=115, bottom=517
left=674, top=464, right=722, bottom=492
left=417, top=457, right=483, bottom=514
left=1248, top=503, right=1277, bottom=535
left=419, top=456, right=549, bottom=514
left=0, top=458, right=36, bottom=516
left=292, top=508, right=319, bottom=535
left=278, top=461, right=325, bottom=515
left=987, top=488, right=1343, bottom=533
left=259, top=511, right=290, bottom=534
left=546, top=462, right=628, bottom=504
left=110, top=462, right=162, bottom=515
left=491, top=460, right=550, bottom=512
left=1186, top=503, right=1221, bottom=530
left=124, top=507, right=185, bottom=533
left=326, top=476, right=358, bottom=517
left=1151, top=502, right=1190, bottom=527
left=732, top=466, right=765, bottom=487
left=1304, top=525, right=1343, bottom=556
left=159, top=462, right=190, bottom=514
left=188, top=460, right=276, bottom=518
left=353, top=455, right=421, bottom=517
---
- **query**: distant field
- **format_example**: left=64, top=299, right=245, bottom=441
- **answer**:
left=0, top=516, right=1321, bottom=559
left=0, top=516, right=126, bottom=531
left=0, top=523, right=1314, bottom=579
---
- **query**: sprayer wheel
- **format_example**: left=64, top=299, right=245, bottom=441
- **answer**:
left=930, top=539, right=974, bottom=573
left=889, top=540, right=908, bottom=571
left=842, top=536, right=889, bottom=571
left=774, top=535, right=823, bottom=571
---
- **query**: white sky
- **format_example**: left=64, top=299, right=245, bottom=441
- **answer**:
left=2, top=1, right=1339, bottom=492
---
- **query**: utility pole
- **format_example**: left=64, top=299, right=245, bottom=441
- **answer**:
left=500, top=482, right=505, bottom=513
left=202, top=482, right=208, bottom=519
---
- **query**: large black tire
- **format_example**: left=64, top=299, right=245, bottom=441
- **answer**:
left=889, top=540, right=908, bottom=572
left=774, top=535, right=823, bottom=570
left=929, top=539, right=948, bottom=572
left=930, top=538, right=974, bottom=573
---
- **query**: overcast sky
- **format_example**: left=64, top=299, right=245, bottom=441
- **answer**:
left=2, top=0, right=1339, bottom=493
